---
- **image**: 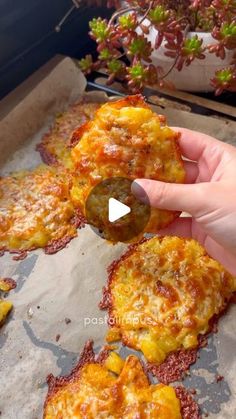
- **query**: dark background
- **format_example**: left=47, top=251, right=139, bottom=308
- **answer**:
left=0, top=0, right=112, bottom=100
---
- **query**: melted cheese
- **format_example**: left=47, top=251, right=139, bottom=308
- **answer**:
left=0, top=166, right=78, bottom=252
left=0, top=300, right=12, bottom=326
left=0, top=279, right=14, bottom=326
left=71, top=95, right=185, bottom=235
left=44, top=354, right=181, bottom=418
left=38, top=102, right=99, bottom=168
left=107, top=236, right=236, bottom=364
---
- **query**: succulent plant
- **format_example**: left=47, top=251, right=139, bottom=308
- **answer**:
left=79, top=0, right=236, bottom=94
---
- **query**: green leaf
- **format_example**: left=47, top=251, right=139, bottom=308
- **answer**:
left=79, top=55, right=93, bottom=72
left=221, top=22, right=236, bottom=37
left=128, top=35, right=152, bottom=60
left=99, top=48, right=112, bottom=61
left=89, top=18, right=109, bottom=42
left=182, top=35, right=203, bottom=55
left=118, top=14, right=136, bottom=30
left=107, top=59, right=123, bottom=74
left=216, top=68, right=233, bottom=82
left=148, top=6, right=169, bottom=24
left=128, top=63, right=146, bottom=80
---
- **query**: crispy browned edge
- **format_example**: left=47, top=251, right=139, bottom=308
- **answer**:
left=0, top=208, right=85, bottom=260
left=99, top=236, right=235, bottom=384
left=0, top=278, right=17, bottom=291
left=36, top=143, right=58, bottom=166
left=36, top=98, right=101, bottom=165
left=175, top=386, right=201, bottom=419
left=43, top=339, right=201, bottom=419
left=43, top=340, right=110, bottom=417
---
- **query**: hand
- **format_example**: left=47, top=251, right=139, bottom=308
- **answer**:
left=132, top=127, right=236, bottom=276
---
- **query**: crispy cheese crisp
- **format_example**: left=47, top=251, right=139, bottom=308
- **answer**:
left=0, top=166, right=84, bottom=255
left=36, top=101, right=100, bottom=168
left=101, top=236, right=236, bottom=365
left=44, top=343, right=182, bottom=419
left=71, top=95, right=185, bottom=234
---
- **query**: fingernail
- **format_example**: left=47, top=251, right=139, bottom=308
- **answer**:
left=131, top=181, right=148, bottom=204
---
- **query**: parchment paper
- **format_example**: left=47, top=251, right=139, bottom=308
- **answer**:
left=0, top=56, right=236, bottom=419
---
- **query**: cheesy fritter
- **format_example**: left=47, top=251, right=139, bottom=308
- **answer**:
left=0, top=166, right=83, bottom=254
left=103, top=236, right=236, bottom=365
left=71, top=95, right=185, bottom=234
left=44, top=350, right=181, bottom=418
left=37, top=101, right=100, bottom=168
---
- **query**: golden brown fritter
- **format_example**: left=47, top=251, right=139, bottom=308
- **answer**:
left=0, top=166, right=84, bottom=256
left=101, top=236, right=236, bottom=365
left=44, top=342, right=182, bottom=419
left=71, top=95, right=185, bottom=236
left=37, top=101, right=100, bottom=168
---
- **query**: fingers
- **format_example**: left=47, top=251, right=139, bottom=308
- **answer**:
left=204, top=236, right=236, bottom=276
left=157, top=217, right=192, bottom=237
left=171, top=127, right=228, bottom=161
left=183, top=160, right=199, bottom=183
left=132, top=179, right=210, bottom=216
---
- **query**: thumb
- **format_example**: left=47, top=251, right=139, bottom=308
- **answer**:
left=131, top=179, right=210, bottom=217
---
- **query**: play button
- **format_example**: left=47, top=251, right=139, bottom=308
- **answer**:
left=108, top=198, right=131, bottom=223
left=85, top=177, right=150, bottom=242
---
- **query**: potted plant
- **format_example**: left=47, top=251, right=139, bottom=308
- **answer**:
left=79, top=0, right=236, bottom=94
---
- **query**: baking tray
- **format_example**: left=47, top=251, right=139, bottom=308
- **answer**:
left=0, top=56, right=236, bottom=419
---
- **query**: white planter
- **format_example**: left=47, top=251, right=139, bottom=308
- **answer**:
left=138, top=26, right=234, bottom=92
